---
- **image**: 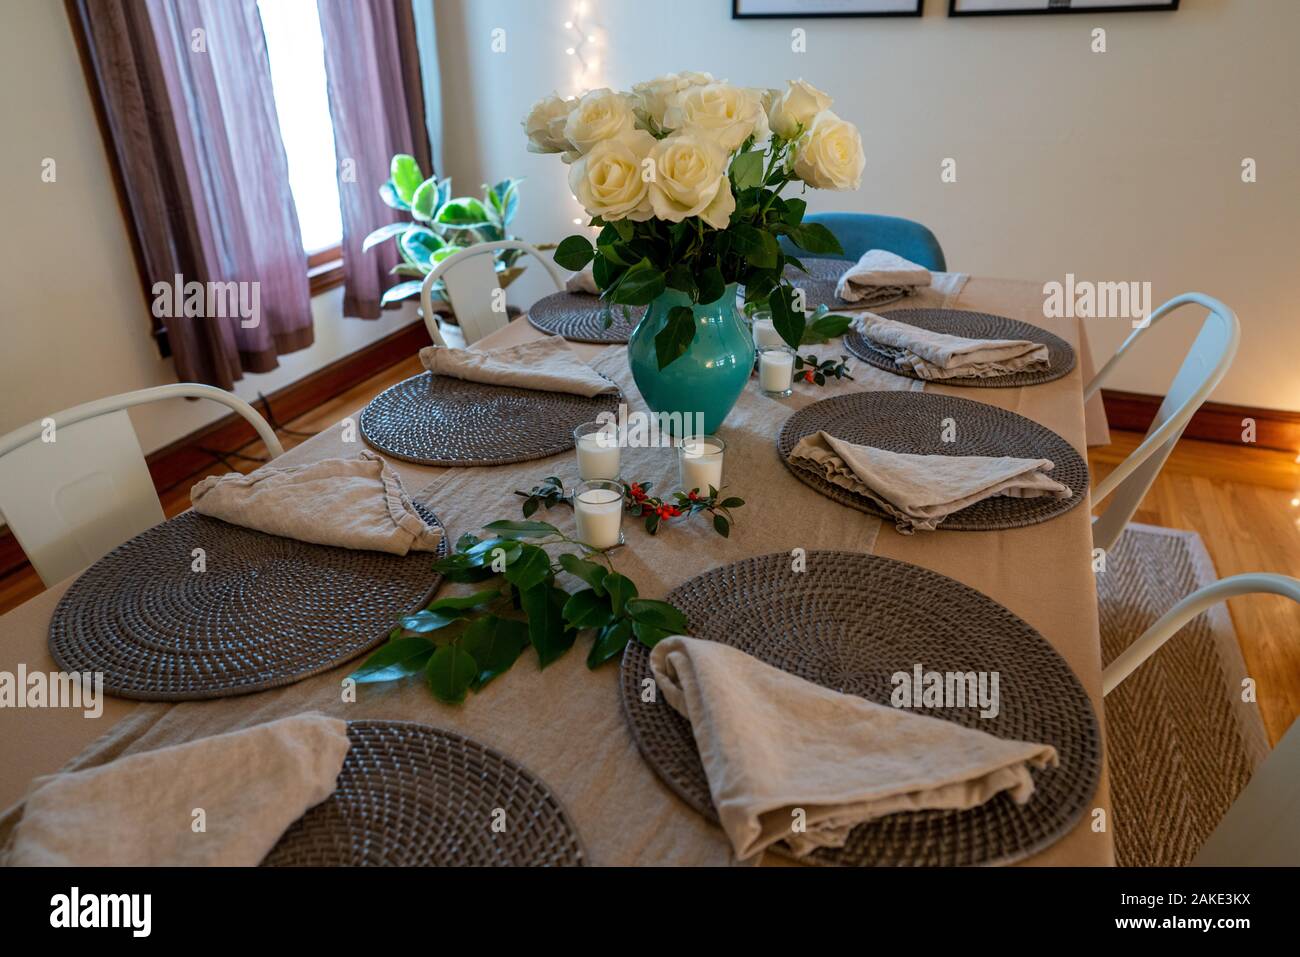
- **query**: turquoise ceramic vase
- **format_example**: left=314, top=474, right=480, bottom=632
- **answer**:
left=626, top=284, right=755, bottom=435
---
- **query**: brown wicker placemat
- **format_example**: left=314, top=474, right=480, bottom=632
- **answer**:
left=620, top=551, right=1101, bottom=867
left=845, top=308, right=1076, bottom=387
left=784, top=256, right=907, bottom=312
left=263, top=720, right=586, bottom=867
left=527, top=292, right=643, bottom=344
left=47, top=505, right=447, bottom=701
left=777, top=391, right=1088, bottom=531
left=360, top=371, right=622, bottom=467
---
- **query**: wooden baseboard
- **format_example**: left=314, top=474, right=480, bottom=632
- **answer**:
left=1101, top=390, right=1300, bottom=453
left=0, top=320, right=433, bottom=581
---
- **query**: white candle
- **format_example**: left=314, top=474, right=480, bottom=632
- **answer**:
left=759, top=349, right=795, bottom=395
left=574, top=486, right=623, bottom=550
left=679, top=439, right=724, bottom=494
left=576, top=431, right=620, bottom=480
left=752, top=316, right=785, bottom=351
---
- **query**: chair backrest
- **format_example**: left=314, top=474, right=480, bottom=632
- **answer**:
left=0, top=384, right=283, bottom=587
left=1086, top=293, right=1240, bottom=554
left=421, top=240, right=563, bottom=347
left=778, top=212, right=947, bottom=271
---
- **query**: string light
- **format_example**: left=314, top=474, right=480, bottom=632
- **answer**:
left=558, top=3, right=604, bottom=234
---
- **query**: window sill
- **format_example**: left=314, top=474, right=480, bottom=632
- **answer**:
left=308, top=245, right=344, bottom=297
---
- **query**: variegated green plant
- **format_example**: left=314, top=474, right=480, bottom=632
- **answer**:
left=363, top=154, right=534, bottom=306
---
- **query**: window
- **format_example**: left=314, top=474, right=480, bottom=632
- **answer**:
left=258, top=0, right=344, bottom=289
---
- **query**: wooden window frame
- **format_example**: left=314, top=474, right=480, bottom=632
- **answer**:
left=307, top=244, right=345, bottom=296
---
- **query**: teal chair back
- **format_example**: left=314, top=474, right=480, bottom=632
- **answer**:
left=782, top=212, right=947, bottom=272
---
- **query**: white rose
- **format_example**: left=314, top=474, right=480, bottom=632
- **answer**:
left=768, top=78, right=833, bottom=140
left=522, top=94, right=577, bottom=154
left=563, top=88, right=636, bottom=155
left=663, top=82, right=769, bottom=152
left=793, top=110, right=865, bottom=191
left=631, top=71, right=716, bottom=130
left=647, top=130, right=734, bottom=228
left=568, top=129, right=657, bottom=222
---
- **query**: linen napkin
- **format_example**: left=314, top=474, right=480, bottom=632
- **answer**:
left=788, top=430, right=1071, bottom=533
left=858, top=312, right=1049, bottom=380
left=565, top=266, right=599, bottom=295
left=835, top=249, right=932, bottom=304
left=191, top=450, right=442, bottom=555
left=7, top=714, right=350, bottom=866
left=650, top=637, right=1058, bottom=861
left=418, top=336, right=617, bottom=397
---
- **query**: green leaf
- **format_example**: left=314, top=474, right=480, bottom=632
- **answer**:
left=463, top=537, right=523, bottom=567
left=558, top=553, right=607, bottom=595
left=768, top=285, right=805, bottom=351
left=482, top=519, right=560, bottom=539
left=625, top=598, right=689, bottom=634
left=520, top=583, right=576, bottom=668
left=730, top=224, right=779, bottom=268
left=603, top=572, right=638, bottom=616
left=720, top=497, right=745, bottom=508
left=608, top=257, right=665, bottom=306
left=563, top=588, right=616, bottom=630
left=400, top=226, right=445, bottom=270
left=410, top=176, right=442, bottom=222
left=696, top=266, right=726, bottom=305
left=379, top=180, right=411, bottom=210
left=783, top=197, right=807, bottom=227
left=713, top=513, right=731, bottom=537
left=654, top=305, right=696, bottom=371
left=801, top=312, right=852, bottom=344
left=587, top=618, right=633, bottom=668
left=459, top=615, right=529, bottom=690
left=435, top=197, right=492, bottom=229
left=554, top=234, right=596, bottom=271
left=787, top=222, right=843, bottom=256
left=351, top=637, right=434, bottom=683
left=397, top=608, right=465, bottom=633
left=427, top=588, right=500, bottom=613
left=426, top=644, right=477, bottom=704
left=632, top=619, right=674, bottom=649
left=380, top=280, right=423, bottom=305
left=486, top=178, right=521, bottom=226
left=730, top=151, right=764, bottom=190
left=390, top=154, right=423, bottom=204
left=502, top=543, right=553, bottom=592
left=361, top=221, right=410, bottom=253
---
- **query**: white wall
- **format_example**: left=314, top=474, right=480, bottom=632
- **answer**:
left=434, top=0, right=1300, bottom=411
left=0, top=0, right=419, bottom=454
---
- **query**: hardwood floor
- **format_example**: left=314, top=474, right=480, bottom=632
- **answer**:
left=1, top=359, right=1296, bottom=743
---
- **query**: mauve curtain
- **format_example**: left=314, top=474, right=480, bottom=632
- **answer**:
left=67, top=0, right=313, bottom=388
left=317, top=0, right=432, bottom=319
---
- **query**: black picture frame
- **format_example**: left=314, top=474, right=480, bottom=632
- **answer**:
left=948, top=0, right=1178, bottom=16
left=732, top=0, right=923, bottom=19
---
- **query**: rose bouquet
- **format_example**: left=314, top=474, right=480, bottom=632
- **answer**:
left=523, top=75, right=864, bottom=371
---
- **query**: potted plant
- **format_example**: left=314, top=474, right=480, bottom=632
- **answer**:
left=524, top=76, right=864, bottom=432
left=362, top=154, right=538, bottom=321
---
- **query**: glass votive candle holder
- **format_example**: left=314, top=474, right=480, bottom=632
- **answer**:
left=751, top=311, right=785, bottom=352
left=574, top=479, right=624, bottom=550
left=573, top=420, right=620, bottom=481
left=758, top=345, right=795, bottom=397
left=677, top=434, right=726, bottom=495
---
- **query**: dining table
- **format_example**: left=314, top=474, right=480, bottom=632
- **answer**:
left=0, top=274, right=1116, bottom=866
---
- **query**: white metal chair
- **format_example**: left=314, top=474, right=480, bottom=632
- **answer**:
left=0, top=384, right=283, bottom=587
left=1102, top=572, right=1300, bottom=695
left=1085, top=293, right=1240, bottom=553
left=420, top=239, right=563, bottom=347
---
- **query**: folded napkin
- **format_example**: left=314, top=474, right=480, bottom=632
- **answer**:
left=858, top=312, right=1049, bottom=380
left=651, top=637, right=1057, bottom=861
left=565, top=267, right=599, bottom=295
left=8, top=714, right=350, bottom=866
left=191, top=450, right=442, bottom=555
left=418, top=336, right=617, bottom=398
left=835, top=249, right=932, bottom=304
left=788, top=431, right=1072, bottom=533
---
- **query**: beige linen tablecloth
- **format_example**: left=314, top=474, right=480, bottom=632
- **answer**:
left=0, top=277, right=1113, bottom=866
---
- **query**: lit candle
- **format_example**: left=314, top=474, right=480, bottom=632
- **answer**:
left=574, top=481, right=624, bottom=550
left=573, top=421, right=620, bottom=481
left=758, top=347, right=795, bottom=397
left=678, top=435, right=726, bottom=495
left=751, top=316, right=785, bottom=351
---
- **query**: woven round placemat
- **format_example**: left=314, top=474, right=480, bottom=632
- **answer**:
left=844, top=308, right=1076, bottom=387
left=777, top=391, right=1088, bottom=531
left=784, top=256, right=906, bottom=312
left=263, top=720, right=586, bottom=867
left=360, top=371, right=621, bottom=467
left=48, top=504, right=447, bottom=701
left=620, top=551, right=1101, bottom=867
left=528, top=292, right=644, bottom=344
